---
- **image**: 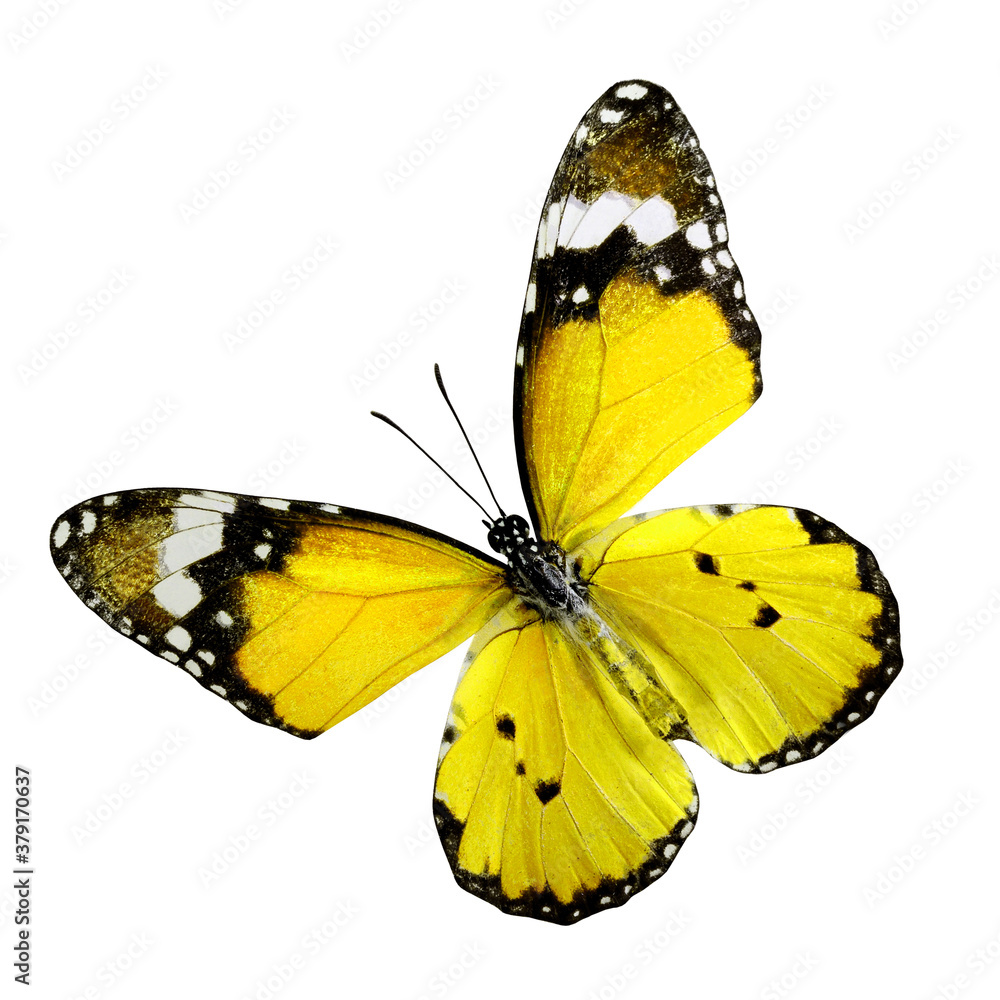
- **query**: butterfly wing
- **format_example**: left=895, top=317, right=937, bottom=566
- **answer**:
left=516, top=80, right=761, bottom=552
left=573, top=505, right=902, bottom=772
left=434, top=599, right=698, bottom=924
left=51, top=489, right=510, bottom=737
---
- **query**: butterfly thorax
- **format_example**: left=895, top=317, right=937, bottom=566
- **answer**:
left=487, top=514, right=587, bottom=618
left=487, top=514, right=683, bottom=738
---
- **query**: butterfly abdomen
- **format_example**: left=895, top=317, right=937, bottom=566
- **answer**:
left=498, top=523, right=684, bottom=742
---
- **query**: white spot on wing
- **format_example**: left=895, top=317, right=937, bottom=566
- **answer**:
left=152, top=572, right=203, bottom=617
left=556, top=195, right=587, bottom=247
left=81, top=510, right=97, bottom=534
left=535, top=214, right=548, bottom=258
left=524, top=283, right=536, bottom=314
left=571, top=285, right=589, bottom=304
left=624, top=195, right=678, bottom=245
left=259, top=497, right=290, bottom=510
left=179, top=492, right=235, bottom=514
left=574, top=124, right=588, bottom=144
left=159, top=524, right=223, bottom=574
left=319, top=504, right=341, bottom=514
left=616, top=83, right=648, bottom=100
left=53, top=521, right=70, bottom=548
left=544, top=202, right=560, bottom=257
left=174, top=507, right=223, bottom=531
left=566, top=190, right=637, bottom=250
left=216, top=610, right=233, bottom=627
left=599, top=107, right=623, bottom=124
left=685, top=221, right=712, bottom=249
left=654, top=265, right=672, bottom=282
left=165, top=626, right=192, bottom=651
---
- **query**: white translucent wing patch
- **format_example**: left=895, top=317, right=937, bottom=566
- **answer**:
left=564, top=190, right=637, bottom=250
left=556, top=195, right=587, bottom=247
left=555, top=190, right=679, bottom=253
left=623, top=195, right=679, bottom=245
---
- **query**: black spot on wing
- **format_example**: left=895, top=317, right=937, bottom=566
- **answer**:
left=496, top=715, right=516, bottom=740
left=695, top=552, right=718, bottom=575
left=738, top=580, right=756, bottom=591
left=534, top=780, right=561, bottom=804
left=753, top=604, right=781, bottom=628
left=718, top=508, right=902, bottom=774
left=515, top=761, right=526, bottom=776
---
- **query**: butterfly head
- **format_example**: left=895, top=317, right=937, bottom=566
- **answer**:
left=486, top=514, right=537, bottom=558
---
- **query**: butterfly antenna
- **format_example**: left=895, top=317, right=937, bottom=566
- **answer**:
left=370, top=410, right=495, bottom=522
left=434, top=364, right=505, bottom=518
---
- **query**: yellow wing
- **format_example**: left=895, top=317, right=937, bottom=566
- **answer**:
left=515, top=80, right=761, bottom=552
left=575, top=504, right=902, bottom=772
left=50, top=488, right=510, bottom=737
left=434, top=600, right=698, bottom=923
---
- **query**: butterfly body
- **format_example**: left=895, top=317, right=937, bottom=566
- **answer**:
left=490, top=514, right=586, bottom=615
left=51, top=81, right=901, bottom=924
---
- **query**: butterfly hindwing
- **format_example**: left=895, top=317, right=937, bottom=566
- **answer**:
left=516, top=80, right=762, bottom=552
left=574, top=505, right=902, bottom=772
left=434, top=600, right=698, bottom=923
left=51, top=489, right=510, bottom=737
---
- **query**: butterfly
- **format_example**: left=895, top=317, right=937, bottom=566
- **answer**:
left=50, top=80, right=901, bottom=924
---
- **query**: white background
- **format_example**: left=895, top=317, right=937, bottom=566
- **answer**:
left=4, top=0, right=999, bottom=997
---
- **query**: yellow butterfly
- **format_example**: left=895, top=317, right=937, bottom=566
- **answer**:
left=50, top=81, right=901, bottom=923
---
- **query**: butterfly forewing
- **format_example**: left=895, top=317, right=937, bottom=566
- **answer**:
left=516, top=80, right=762, bottom=552
left=51, top=489, right=510, bottom=736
